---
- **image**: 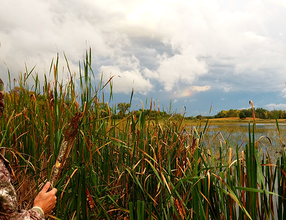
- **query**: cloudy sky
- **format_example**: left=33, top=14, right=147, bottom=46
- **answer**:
left=1, top=0, right=286, bottom=116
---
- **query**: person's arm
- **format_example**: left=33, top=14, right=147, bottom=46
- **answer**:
left=0, top=79, right=56, bottom=219
left=0, top=158, right=57, bottom=219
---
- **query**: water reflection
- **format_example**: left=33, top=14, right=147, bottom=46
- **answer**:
left=187, top=123, right=285, bottom=161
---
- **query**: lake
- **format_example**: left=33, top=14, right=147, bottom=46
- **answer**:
left=187, top=123, right=286, bottom=161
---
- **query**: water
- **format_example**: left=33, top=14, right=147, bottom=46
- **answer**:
left=187, top=123, right=286, bottom=160
left=187, top=123, right=285, bottom=218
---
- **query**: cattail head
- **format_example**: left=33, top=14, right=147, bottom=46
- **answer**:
left=249, top=100, right=253, bottom=107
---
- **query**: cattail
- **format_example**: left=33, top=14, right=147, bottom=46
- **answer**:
left=49, top=141, right=68, bottom=187
left=0, top=78, right=3, bottom=155
left=85, top=188, right=95, bottom=211
left=249, top=100, right=256, bottom=123
left=0, top=78, right=4, bottom=118
left=49, top=103, right=86, bottom=188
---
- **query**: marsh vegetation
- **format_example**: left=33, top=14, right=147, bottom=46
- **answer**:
left=0, top=51, right=285, bottom=219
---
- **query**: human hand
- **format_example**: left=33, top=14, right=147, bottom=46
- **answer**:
left=33, top=182, right=57, bottom=214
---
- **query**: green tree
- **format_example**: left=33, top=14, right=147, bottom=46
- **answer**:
left=239, top=111, right=246, bottom=120
left=117, top=102, right=131, bottom=116
left=255, top=108, right=267, bottom=119
left=241, top=109, right=252, bottom=117
left=276, top=110, right=283, bottom=119
left=227, top=109, right=238, bottom=117
left=282, top=111, right=286, bottom=119
left=215, top=110, right=227, bottom=118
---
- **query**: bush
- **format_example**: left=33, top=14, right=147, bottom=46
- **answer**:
left=239, top=111, right=246, bottom=119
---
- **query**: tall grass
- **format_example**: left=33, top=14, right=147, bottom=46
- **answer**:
left=0, top=50, right=285, bottom=219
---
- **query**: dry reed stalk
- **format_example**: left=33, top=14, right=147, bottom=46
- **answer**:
left=0, top=78, right=4, bottom=119
left=0, top=78, right=4, bottom=156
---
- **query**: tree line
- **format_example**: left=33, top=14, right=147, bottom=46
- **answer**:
left=7, top=87, right=286, bottom=120
left=214, top=108, right=286, bottom=119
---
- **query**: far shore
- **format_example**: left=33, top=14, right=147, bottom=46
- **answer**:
left=182, top=117, right=286, bottom=126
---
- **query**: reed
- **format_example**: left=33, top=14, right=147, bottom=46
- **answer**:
left=0, top=50, right=285, bottom=219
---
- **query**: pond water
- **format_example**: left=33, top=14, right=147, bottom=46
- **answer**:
left=187, top=123, right=286, bottom=161
left=187, top=123, right=284, bottom=218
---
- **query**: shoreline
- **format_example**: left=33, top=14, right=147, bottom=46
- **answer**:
left=182, top=117, right=286, bottom=126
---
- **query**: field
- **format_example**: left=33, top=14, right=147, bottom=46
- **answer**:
left=1, top=52, right=285, bottom=220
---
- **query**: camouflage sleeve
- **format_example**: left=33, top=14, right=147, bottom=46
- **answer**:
left=0, top=156, right=45, bottom=220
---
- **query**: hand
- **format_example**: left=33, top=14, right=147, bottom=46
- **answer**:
left=33, top=182, right=57, bottom=214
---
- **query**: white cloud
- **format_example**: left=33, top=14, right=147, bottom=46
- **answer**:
left=0, top=0, right=130, bottom=84
left=265, top=103, right=286, bottom=110
left=153, top=0, right=286, bottom=92
left=1, top=0, right=286, bottom=97
left=99, top=55, right=154, bottom=94
left=100, top=65, right=153, bottom=95
left=282, top=87, right=286, bottom=98
left=224, top=86, right=231, bottom=92
left=244, top=31, right=266, bottom=41
left=185, top=99, right=196, bottom=103
left=156, top=49, right=208, bottom=91
left=171, top=85, right=210, bottom=99
left=143, top=68, right=160, bottom=80
left=127, top=0, right=168, bottom=23
left=192, top=86, right=211, bottom=92
left=265, top=0, right=286, bottom=8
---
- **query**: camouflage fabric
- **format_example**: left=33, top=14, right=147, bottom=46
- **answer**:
left=0, top=154, right=45, bottom=220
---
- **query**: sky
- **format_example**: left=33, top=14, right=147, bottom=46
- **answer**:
left=1, top=0, right=286, bottom=116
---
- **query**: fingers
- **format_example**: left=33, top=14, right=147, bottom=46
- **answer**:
left=33, top=183, right=57, bottom=214
left=41, top=182, right=51, bottom=193
left=49, top=188, right=57, bottom=195
left=42, top=182, right=57, bottom=194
